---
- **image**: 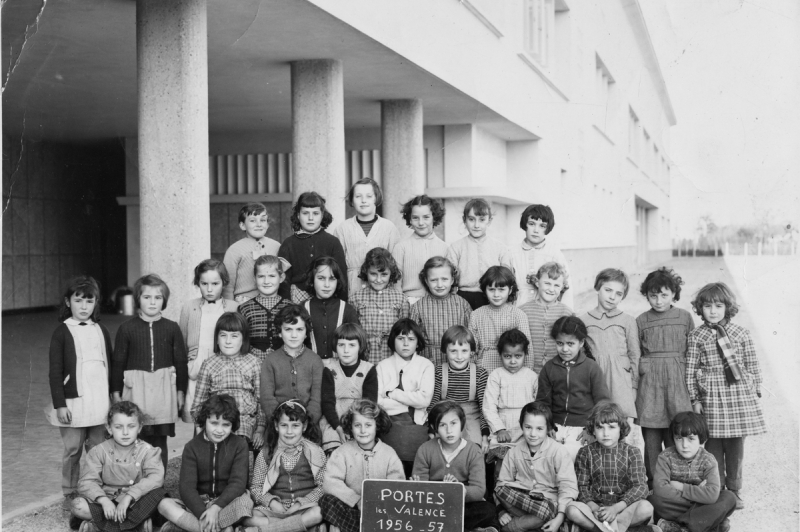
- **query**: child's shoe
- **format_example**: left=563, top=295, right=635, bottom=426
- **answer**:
left=657, top=519, right=688, bottom=532
left=78, top=521, right=99, bottom=532
left=728, top=489, right=745, bottom=509
left=160, top=522, right=181, bottom=532
left=716, top=518, right=731, bottom=532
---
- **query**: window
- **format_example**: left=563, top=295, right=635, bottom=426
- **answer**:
left=642, top=130, right=650, bottom=170
left=628, top=107, right=640, bottom=161
left=523, top=0, right=554, bottom=68
left=595, top=55, right=614, bottom=131
left=653, top=145, right=659, bottom=177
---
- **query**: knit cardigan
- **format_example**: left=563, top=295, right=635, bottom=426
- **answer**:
left=323, top=439, right=405, bottom=507
left=260, top=347, right=324, bottom=423
left=178, top=298, right=239, bottom=360
left=278, top=231, right=348, bottom=296
left=412, top=439, right=487, bottom=502
left=49, top=321, right=113, bottom=408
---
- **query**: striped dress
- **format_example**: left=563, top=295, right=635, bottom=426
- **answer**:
left=393, top=233, right=449, bottom=299
left=469, top=304, right=532, bottom=374
left=519, top=299, right=573, bottom=373
left=349, top=286, right=410, bottom=364
left=332, top=216, right=401, bottom=293
left=686, top=322, right=766, bottom=438
left=409, top=293, right=472, bottom=366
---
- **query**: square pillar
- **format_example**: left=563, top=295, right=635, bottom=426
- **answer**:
left=381, top=99, right=424, bottom=228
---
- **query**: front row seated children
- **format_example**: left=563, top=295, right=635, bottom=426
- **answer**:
left=565, top=401, right=655, bottom=532
left=238, top=255, right=292, bottom=362
left=484, top=329, right=538, bottom=456
left=320, top=323, right=378, bottom=453
left=412, top=401, right=500, bottom=532
left=536, top=316, right=611, bottom=461
left=159, top=395, right=253, bottom=532
left=494, top=402, right=578, bottom=532
left=245, top=401, right=326, bottom=532
left=260, top=304, right=324, bottom=426
left=72, top=401, right=166, bottom=532
left=648, top=412, right=737, bottom=532
left=191, top=312, right=265, bottom=452
left=319, top=399, right=405, bottom=532
left=428, top=326, right=490, bottom=452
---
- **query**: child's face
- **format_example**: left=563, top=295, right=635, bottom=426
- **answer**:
left=673, top=433, right=702, bottom=459
left=107, top=413, right=142, bottom=447
left=647, top=287, right=675, bottom=313
left=445, top=341, right=471, bottom=371
left=394, top=330, right=418, bottom=360
left=352, top=184, right=377, bottom=218
left=537, top=275, right=564, bottom=304
left=276, top=414, right=306, bottom=447
left=139, top=286, right=165, bottom=318
left=281, top=319, right=307, bottom=351
left=205, top=414, right=233, bottom=444
left=367, top=267, right=391, bottom=292
left=426, top=266, right=453, bottom=298
left=336, top=338, right=360, bottom=366
left=66, top=292, right=96, bottom=323
left=313, top=266, right=338, bottom=299
left=437, top=410, right=463, bottom=447
left=597, top=280, right=626, bottom=312
left=410, top=205, right=434, bottom=237
left=555, top=333, right=583, bottom=363
left=595, top=421, right=621, bottom=449
left=524, top=217, right=549, bottom=247
left=218, top=329, right=243, bottom=357
left=501, top=343, right=526, bottom=373
left=702, top=301, right=726, bottom=324
left=199, top=270, right=224, bottom=302
left=298, top=207, right=323, bottom=233
left=256, top=264, right=284, bottom=297
left=464, top=208, right=491, bottom=239
left=522, top=413, right=548, bottom=451
left=239, top=211, right=269, bottom=240
left=486, top=283, right=510, bottom=307
left=351, top=413, right=377, bottom=450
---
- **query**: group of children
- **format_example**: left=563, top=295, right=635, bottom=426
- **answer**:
left=48, top=179, right=765, bottom=532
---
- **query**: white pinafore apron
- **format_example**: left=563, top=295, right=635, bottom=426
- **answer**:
left=319, top=359, right=374, bottom=451
left=441, top=363, right=481, bottom=445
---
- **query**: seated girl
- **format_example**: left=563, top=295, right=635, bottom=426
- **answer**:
left=159, top=394, right=252, bottom=532
left=319, top=399, right=405, bottom=532
left=412, top=401, right=500, bottom=532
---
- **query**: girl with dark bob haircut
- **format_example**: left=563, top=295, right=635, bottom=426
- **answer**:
left=212, top=312, right=251, bottom=355
left=386, top=318, right=426, bottom=353
left=133, top=273, right=171, bottom=310
left=58, top=275, right=102, bottom=322
left=518, top=400, right=556, bottom=432
left=194, top=393, right=241, bottom=433
left=519, top=204, right=555, bottom=234
left=304, top=256, right=349, bottom=301
left=690, top=282, right=740, bottom=319
left=192, top=258, right=230, bottom=288
left=400, top=195, right=445, bottom=227
left=479, top=265, right=519, bottom=304
left=289, top=191, right=334, bottom=232
left=426, top=400, right=466, bottom=435
left=639, top=266, right=684, bottom=301
left=669, top=411, right=709, bottom=444
left=585, top=400, right=631, bottom=440
left=339, top=398, right=393, bottom=439
left=334, top=322, right=370, bottom=361
left=357, top=247, right=402, bottom=284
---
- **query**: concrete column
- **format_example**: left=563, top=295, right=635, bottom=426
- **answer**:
left=291, top=59, right=346, bottom=226
left=381, top=99, right=424, bottom=228
left=137, top=0, right=210, bottom=319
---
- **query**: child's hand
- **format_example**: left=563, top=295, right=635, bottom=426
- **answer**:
left=114, top=494, right=133, bottom=522
left=57, top=407, right=72, bottom=424
left=269, top=499, right=287, bottom=514
left=541, top=512, right=565, bottom=532
left=112, top=392, right=122, bottom=404
left=428, top=433, right=436, bottom=440
left=177, top=391, right=185, bottom=413
left=98, top=497, right=116, bottom=521
left=692, top=402, right=703, bottom=415
left=577, top=428, right=590, bottom=445
left=252, top=431, right=264, bottom=449
left=442, top=473, right=459, bottom=483
left=200, top=504, right=221, bottom=532
left=669, top=480, right=685, bottom=492
left=596, top=503, right=623, bottom=523
left=548, top=428, right=557, bottom=440
left=699, top=479, right=707, bottom=487
left=496, top=430, right=511, bottom=443
left=481, top=435, right=489, bottom=454
left=336, top=426, right=349, bottom=444
left=498, top=512, right=512, bottom=526
left=587, top=501, right=601, bottom=514
left=408, top=474, right=421, bottom=481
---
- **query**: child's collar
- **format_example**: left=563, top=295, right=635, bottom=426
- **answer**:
left=521, top=238, right=547, bottom=251
left=467, top=233, right=487, bottom=243
left=138, top=312, right=162, bottom=323
left=588, top=307, right=622, bottom=319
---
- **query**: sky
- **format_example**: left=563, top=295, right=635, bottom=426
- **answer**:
left=642, top=0, right=800, bottom=239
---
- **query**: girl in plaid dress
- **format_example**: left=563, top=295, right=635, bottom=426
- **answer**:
left=238, top=255, right=292, bottom=362
left=687, top=283, right=765, bottom=509
left=349, top=247, right=410, bottom=364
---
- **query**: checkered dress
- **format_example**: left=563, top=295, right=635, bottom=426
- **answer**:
left=409, top=293, right=472, bottom=366
left=349, top=286, right=410, bottom=364
left=575, top=441, right=648, bottom=507
left=86, top=488, right=167, bottom=532
left=495, top=485, right=557, bottom=522
left=238, top=295, right=291, bottom=362
left=319, top=493, right=361, bottom=532
left=469, top=304, right=532, bottom=374
left=686, top=322, right=766, bottom=438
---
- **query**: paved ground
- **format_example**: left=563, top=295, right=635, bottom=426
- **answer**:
left=2, top=256, right=798, bottom=530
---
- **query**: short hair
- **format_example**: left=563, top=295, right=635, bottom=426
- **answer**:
left=195, top=393, right=241, bottom=433
left=400, top=195, right=445, bottom=227
left=340, top=399, right=393, bottom=438
left=275, top=303, right=312, bottom=331
left=427, top=400, right=466, bottom=434
left=334, top=322, right=369, bottom=361
left=238, top=202, right=268, bottom=224
left=193, top=258, right=230, bottom=287
left=254, top=254, right=285, bottom=276
left=305, top=256, right=347, bottom=300
left=60, top=276, right=102, bottom=322
left=691, top=282, right=739, bottom=319
left=479, top=265, right=519, bottom=304
left=640, top=267, right=684, bottom=301
left=213, top=312, right=251, bottom=355
left=585, top=401, right=630, bottom=439
left=670, top=411, right=709, bottom=444
left=440, top=325, right=476, bottom=354
left=133, top=274, right=171, bottom=310
left=497, top=328, right=530, bottom=355
left=358, top=247, right=402, bottom=284
left=462, top=198, right=492, bottom=220
left=550, top=316, right=594, bottom=360
left=520, top=204, right=555, bottom=234
left=593, top=268, right=630, bottom=298
left=290, top=191, right=333, bottom=232
left=387, top=318, right=426, bottom=354
left=419, top=256, right=459, bottom=295
left=527, top=262, right=570, bottom=298
left=267, top=400, right=320, bottom=454
left=347, top=178, right=383, bottom=207
left=519, top=401, right=555, bottom=432
left=107, top=400, right=146, bottom=426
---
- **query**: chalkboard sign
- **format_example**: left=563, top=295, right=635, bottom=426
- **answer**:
left=360, top=479, right=464, bottom=532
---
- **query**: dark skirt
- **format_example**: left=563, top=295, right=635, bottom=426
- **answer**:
left=140, top=423, right=175, bottom=438
left=86, top=488, right=167, bottom=532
